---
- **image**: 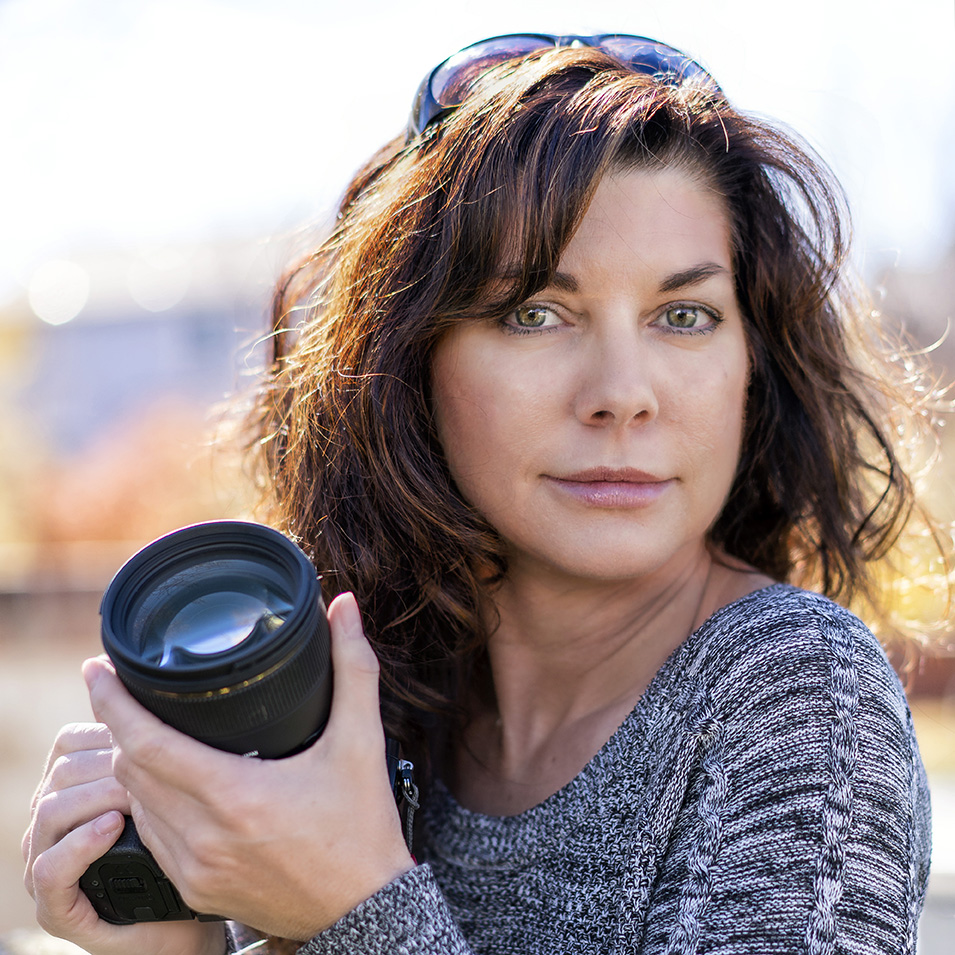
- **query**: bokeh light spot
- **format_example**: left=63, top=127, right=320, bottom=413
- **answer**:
left=127, top=249, right=192, bottom=312
left=28, top=259, right=90, bottom=325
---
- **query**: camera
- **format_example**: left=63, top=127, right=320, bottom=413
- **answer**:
left=78, top=520, right=416, bottom=924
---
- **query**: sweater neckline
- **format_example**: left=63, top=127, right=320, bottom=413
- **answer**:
left=423, top=583, right=790, bottom=862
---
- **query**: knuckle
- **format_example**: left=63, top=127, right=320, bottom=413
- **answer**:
left=104, top=775, right=130, bottom=805
left=328, top=724, right=382, bottom=771
left=32, top=791, right=57, bottom=833
left=345, top=642, right=380, bottom=679
left=179, top=881, right=214, bottom=915
left=357, top=732, right=386, bottom=768
left=31, top=850, right=56, bottom=895
left=22, top=851, right=35, bottom=897
left=360, top=653, right=381, bottom=679
left=52, top=721, right=107, bottom=757
left=49, top=724, right=82, bottom=761
left=214, top=793, right=252, bottom=834
left=121, top=726, right=160, bottom=762
left=46, top=752, right=77, bottom=791
left=21, top=826, right=33, bottom=865
left=190, top=830, right=225, bottom=870
left=177, top=846, right=239, bottom=915
left=357, top=637, right=381, bottom=669
left=31, top=757, right=73, bottom=814
left=109, top=754, right=131, bottom=789
left=175, top=844, right=220, bottom=904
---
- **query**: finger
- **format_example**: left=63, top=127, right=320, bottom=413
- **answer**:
left=30, top=810, right=124, bottom=919
left=47, top=721, right=114, bottom=765
left=25, top=777, right=131, bottom=887
left=36, top=722, right=114, bottom=807
left=34, top=746, right=115, bottom=810
left=323, top=593, right=384, bottom=751
left=31, top=811, right=226, bottom=955
left=83, top=658, right=236, bottom=798
left=27, top=743, right=122, bottom=873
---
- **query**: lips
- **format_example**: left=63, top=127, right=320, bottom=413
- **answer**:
left=558, top=466, right=667, bottom=484
left=546, top=467, right=673, bottom=507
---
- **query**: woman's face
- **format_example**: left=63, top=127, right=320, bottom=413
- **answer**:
left=431, top=166, right=749, bottom=585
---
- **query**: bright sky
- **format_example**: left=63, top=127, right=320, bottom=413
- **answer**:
left=1, top=0, right=953, bottom=310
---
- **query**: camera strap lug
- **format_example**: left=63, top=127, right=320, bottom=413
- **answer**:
left=397, top=758, right=419, bottom=853
left=386, top=738, right=419, bottom=854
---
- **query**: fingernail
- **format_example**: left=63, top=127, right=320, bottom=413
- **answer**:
left=337, top=592, right=363, bottom=638
left=82, top=669, right=96, bottom=693
left=93, top=811, right=123, bottom=837
left=82, top=657, right=103, bottom=690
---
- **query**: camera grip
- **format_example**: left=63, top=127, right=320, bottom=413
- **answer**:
left=79, top=816, right=221, bottom=924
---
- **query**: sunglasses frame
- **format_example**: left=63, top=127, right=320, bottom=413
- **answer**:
left=407, top=33, right=720, bottom=140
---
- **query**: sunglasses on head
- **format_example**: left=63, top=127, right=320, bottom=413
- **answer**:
left=407, top=33, right=721, bottom=140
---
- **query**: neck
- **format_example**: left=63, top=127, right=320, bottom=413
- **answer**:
left=447, top=547, right=773, bottom=814
left=479, top=548, right=716, bottom=738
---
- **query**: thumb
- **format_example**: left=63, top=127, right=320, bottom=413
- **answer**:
left=324, top=593, right=383, bottom=746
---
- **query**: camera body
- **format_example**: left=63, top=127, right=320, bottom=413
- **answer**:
left=78, top=521, right=416, bottom=925
left=80, top=816, right=210, bottom=923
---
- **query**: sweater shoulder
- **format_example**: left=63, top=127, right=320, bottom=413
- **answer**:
left=694, top=584, right=876, bottom=657
left=688, top=584, right=889, bottom=670
left=672, top=585, right=908, bottom=721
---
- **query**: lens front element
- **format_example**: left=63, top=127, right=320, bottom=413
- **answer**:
left=131, top=560, right=295, bottom=667
left=101, top=522, right=331, bottom=758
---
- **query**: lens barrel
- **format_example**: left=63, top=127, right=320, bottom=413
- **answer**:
left=100, top=521, right=330, bottom=759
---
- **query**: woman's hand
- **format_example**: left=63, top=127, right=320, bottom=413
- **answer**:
left=83, top=591, right=415, bottom=941
left=22, top=723, right=225, bottom=955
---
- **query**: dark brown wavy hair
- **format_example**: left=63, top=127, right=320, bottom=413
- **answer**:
left=246, top=48, right=952, bottom=774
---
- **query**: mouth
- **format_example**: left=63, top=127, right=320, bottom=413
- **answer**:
left=545, top=468, right=673, bottom=507
left=558, top=467, right=667, bottom=484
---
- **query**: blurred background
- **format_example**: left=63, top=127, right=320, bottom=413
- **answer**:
left=1, top=0, right=953, bottom=950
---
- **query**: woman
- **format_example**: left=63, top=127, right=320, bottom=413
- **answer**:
left=23, top=34, right=951, bottom=955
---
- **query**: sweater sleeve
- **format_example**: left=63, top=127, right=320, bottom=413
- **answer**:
left=296, top=864, right=475, bottom=955
left=640, top=595, right=931, bottom=955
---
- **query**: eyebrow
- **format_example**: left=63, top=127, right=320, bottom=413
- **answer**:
left=499, top=261, right=731, bottom=295
left=656, top=262, right=730, bottom=294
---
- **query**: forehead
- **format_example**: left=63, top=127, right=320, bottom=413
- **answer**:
left=561, top=167, right=733, bottom=278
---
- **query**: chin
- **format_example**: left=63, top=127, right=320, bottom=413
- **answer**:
left=509, top=538, right=702, bottom=586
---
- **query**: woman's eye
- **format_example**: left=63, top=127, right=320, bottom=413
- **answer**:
left=655, top=305, right=721, bottom=332
left=503, top=304, right=561, bottom=332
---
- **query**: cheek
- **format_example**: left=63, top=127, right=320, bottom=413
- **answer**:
left=432, top=348, right=558, bottom=521
left=433, top=394, right=496, bottom=482
left=432, top=335, right=546, bottom=470
left=675, top=352, right=749, bottom=466
left=431, top=343, right=506, bottom=489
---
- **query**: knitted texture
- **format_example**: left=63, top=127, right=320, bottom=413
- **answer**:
left=297, top=585, right=931, bottom=955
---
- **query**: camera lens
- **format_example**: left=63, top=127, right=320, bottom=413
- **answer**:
left=133, top=562, right=295, bottom=667
left=100, top=521, right=331, bottom=759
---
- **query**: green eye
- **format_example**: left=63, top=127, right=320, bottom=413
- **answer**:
left=654, top=304, right=723, bottom=334
left=664, top=306, right=703, bottom=328
left=513, top=305, right=551, bottom=328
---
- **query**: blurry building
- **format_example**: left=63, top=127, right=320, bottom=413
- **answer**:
left=0, top=236, right=289, bottom=590
left=4, top=239, right=280, bottom=455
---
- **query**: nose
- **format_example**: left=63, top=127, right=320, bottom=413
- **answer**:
left=573, top=323, right=659, bottom=426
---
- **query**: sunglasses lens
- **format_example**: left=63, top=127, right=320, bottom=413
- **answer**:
left=429, top=35, right=554, bottom=110
left=595, top=35, right=717, bottom=89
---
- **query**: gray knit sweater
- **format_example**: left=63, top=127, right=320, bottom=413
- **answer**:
left=294, top=584, right=931, bottom=954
